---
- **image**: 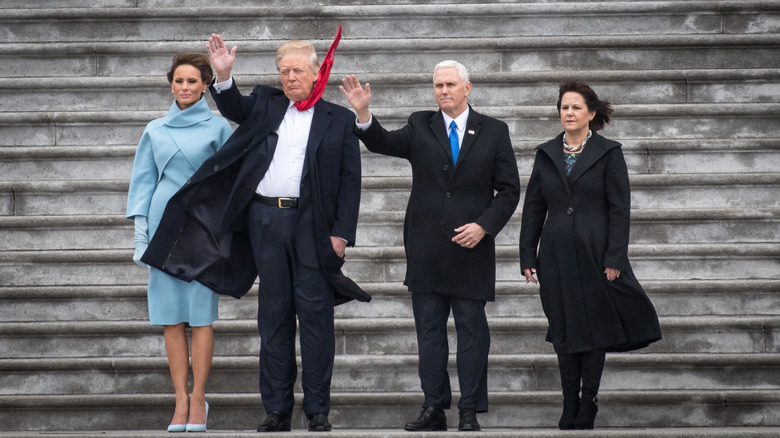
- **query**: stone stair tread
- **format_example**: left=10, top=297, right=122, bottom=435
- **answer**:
left=1, top=427, right=779, bottom=438
left=2, top=206, right=777, bottom=227
left=2, top=241, right=778, bottom=260
left=2, top=388, right=779, bottom=405
left=2, top=138, right=780, bottom=153
left=1, top=315, right=778, bottom=334
left=3, top=172, right=779, bottom=193
left=1, top=278, right=778, bottom=297
left=2, top=352, right=779, bottom=372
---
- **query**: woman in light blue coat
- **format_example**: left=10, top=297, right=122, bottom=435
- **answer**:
left=126, top=52, right=232, bottom=433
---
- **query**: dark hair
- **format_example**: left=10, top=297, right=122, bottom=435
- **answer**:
left=556, top=79, right=613, bottom=131
left=166, top=52, right=214, bottom=85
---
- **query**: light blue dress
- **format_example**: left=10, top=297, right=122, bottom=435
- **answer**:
left=126, top=97, right=233, bottom=326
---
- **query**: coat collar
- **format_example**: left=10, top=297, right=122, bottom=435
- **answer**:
left=537, top=131, right=621, bottom=186
left=163, top=97, right=214, bottom=128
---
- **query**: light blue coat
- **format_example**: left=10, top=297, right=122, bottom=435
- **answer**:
left=126, top=97, right=232, bottom=326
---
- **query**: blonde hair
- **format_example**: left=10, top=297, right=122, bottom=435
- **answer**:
left=275, top=40, right=319, bottom=73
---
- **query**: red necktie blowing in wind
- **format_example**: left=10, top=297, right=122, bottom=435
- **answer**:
left=294, top=26, right=342, bottom=111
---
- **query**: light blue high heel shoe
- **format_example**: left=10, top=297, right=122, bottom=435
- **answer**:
left=167, top=423, right=186, bottom=433
left=185, top=401, right=209, bottom=432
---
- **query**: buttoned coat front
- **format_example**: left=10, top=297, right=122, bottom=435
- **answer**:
left=357, top=108, right=521, bottom=302
left=519, top=132, right=661, bottom=354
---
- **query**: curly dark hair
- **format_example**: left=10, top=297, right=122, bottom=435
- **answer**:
left=556, top=79, right=613, bottom=131
left=166, top=52, right=214, bottom=85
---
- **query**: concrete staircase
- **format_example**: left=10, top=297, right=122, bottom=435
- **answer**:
left=1, top=1, right=779, bottom=436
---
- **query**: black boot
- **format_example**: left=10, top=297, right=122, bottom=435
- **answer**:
left=574, top=349, right=605, bottom=430
left=556, top=353, right=581, bottom=430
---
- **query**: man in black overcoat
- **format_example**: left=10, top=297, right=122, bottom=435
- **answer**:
left=340, top=61, right=521, bottom=431
left=142, top=33, right=367, bottom=432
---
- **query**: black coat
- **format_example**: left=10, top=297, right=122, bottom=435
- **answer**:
left=357, top=108, right=520, bottom=301
left=142, top=83, right=369, bottom=304
left=519, top=132, right=661, bottom=354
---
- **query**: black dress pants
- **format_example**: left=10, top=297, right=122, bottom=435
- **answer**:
left=411, top=292, right=490, bottom=412
left=248, top=200, right=335, bottom=417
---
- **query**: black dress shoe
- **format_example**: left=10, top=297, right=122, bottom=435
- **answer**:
left=307, top=413, right=332, bottom=432
left=458, top=408, right=481, bottom=431
left=257, top=411, right=291, bottom=432
left=403, top=406, right=447, bottom=431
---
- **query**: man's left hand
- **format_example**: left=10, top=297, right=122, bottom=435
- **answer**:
left=331, top=236, right=347, bottom=258
left=453, top=223, right=487, bottom=248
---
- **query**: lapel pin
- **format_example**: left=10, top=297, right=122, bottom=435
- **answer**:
left=468, top=130, right=475, bottom=135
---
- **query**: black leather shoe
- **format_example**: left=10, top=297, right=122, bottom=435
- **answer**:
left=256, top=411, right=291, bottom=432
left=458, top=408, right=481, bottom=431
left=403, top=406, right=447, bottom=431
left=307, top=413, right=332, bottom=432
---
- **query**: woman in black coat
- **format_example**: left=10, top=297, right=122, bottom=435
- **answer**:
left=519, top=80, right=661, bottom=430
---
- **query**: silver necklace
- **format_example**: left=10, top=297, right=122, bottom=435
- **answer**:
left=563, top=130, right=592, bottom=153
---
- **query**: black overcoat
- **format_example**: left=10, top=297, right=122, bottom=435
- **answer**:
left=357, top=108, right=521, bottom=301
left=142, top=83, right=369, bottom=304
left=519, top=132, right=661, bottom=354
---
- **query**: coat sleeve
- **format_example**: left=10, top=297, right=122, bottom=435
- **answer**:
left=330, top=113, right=362, bottom=246
left=474, top=121, right=521, bottom=237
left=209, top=81, right=262, bottom=125
left=519, top=151, right=548, bottom=271
left=126, top=128, right=158, bottom=219
left=355, top=115, right=414, bottom=160
left=603, top=146, right=632, bottom=271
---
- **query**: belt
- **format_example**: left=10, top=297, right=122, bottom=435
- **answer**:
left=253, top=194, right=299, bottom=209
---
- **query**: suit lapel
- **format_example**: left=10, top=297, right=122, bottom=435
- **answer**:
left=303, top=99, right=333, bottom=176
left=457, top=109, right=480, bottom=166
left=539, top=135, right=568, bottom=181
left=566, top=133, right=610, bottom=186
left=429, top=111, right=453, bottom=164
left=265, top=94, right=289, bottom=159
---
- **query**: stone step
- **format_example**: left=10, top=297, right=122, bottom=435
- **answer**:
left=1, top=279, right=778, bottom=323
left=2, top=103, right=778, bottom=150
left=2, top=241, right=779, bottom=286
left=1, top=207, right=777, bottom=251
left=2, top=105, right=778, bottom=156
left=2, top=138, right=778, bottom=183
left=1, top=353, right=778, bottom=397
left=3, top=2, right=776, bottom=44
left=2, top=32, right=779, bottom=79
left=3, top=67, right=780, bottom=112
left=2, top=172, right=778, bottom=216
left=1, top=429, right=779, bottom=438
left=2, top=0, right=523, bottom=8
left=0, top=241, right=778, bottom=287
left=0, top=390, right=778, bottom=430
left=359, top=173, right=780, bottom=211
left=0, top=315, right=777, bottom=358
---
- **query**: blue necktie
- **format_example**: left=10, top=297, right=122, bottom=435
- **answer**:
left=449, top=120, right=459, bottom=164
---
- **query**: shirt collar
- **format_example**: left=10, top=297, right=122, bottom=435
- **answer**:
left=288, top=100, right=314, bottom=114
left=442, top=106, right=470, bottom=131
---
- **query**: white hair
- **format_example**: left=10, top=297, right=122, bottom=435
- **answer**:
left=433, top=60, right=469, bottom=83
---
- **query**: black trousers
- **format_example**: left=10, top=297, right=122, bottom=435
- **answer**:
left=248, top=200, right=335, bottom=417
left=411, top=292, right=490, bottom=412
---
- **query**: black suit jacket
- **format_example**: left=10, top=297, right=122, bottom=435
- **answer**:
left=357, top=107, right=520, bottom=301
left=143, top=82, right=368, bottom=304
